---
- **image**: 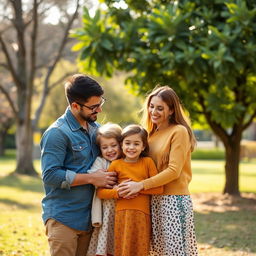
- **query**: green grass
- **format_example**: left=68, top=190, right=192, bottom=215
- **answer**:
left=190, top=160, right=256, bottom=193
left=195, top=209, right=256, bottom=256
left=190, top=158, right=256, bottom=255
left=0, top=151, right=46, bottom=256
left=0, top=150, right=256, bottom=256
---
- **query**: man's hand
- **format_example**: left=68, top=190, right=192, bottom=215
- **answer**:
left=90, top=169, right=117, bottom=188
left=71, top=169, right=117, bottom=188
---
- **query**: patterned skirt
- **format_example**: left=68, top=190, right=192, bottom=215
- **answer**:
left=87, top=199, right=115, bottom=256
left=149, top=195, right=198, bottom=256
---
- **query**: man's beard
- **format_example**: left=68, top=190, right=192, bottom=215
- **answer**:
left=79, top=111, right=98, bottom=123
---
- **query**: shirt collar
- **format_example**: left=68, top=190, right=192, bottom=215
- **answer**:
left=65, top=107, right=99, bottom=132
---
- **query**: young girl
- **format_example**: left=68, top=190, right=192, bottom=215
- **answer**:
left=86, top=123, right=122, bottom=256
left=97, top=124, right=163, bottom=256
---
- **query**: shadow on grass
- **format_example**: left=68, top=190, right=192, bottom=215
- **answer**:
left=0, top=198, right=39, bottom=210
left=0, top=173, right=44, bottom=193
left=195, top=209, right=256, bottom=253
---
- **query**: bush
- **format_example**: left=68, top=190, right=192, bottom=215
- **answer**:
left=5, top=134, right=16, bottom=149
left=192, top=148, right=225, bottom=160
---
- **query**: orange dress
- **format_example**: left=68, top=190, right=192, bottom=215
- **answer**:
left=97, top=157, right=163, bottom=256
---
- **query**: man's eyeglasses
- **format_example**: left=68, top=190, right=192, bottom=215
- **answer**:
left=76, top=97, right=106, bottom=112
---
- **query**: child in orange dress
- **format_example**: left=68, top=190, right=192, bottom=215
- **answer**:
left=97, top=124, right=163, bottom=256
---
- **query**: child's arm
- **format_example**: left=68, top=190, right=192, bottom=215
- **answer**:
left=97, top=161, right=119, bottom=199
left=97, top=187, right=119, bottom=199
left=140, top=158, right=164, bottom=195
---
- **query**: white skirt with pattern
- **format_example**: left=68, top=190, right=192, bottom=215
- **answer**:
left=87, top=199, right=115, bottom=256
left=149, top=195, right=198, bottom=256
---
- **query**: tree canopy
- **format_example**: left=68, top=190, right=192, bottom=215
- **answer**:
left=73, top=0, right=256, bottom=194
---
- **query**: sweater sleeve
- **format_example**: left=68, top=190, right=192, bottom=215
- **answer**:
left=97, top=187, right=119, bottom=199
left=140, top=158, right=163, bottom=195
left=96, top=161, right=119, bottom=199
left=143, top=127, right=191, bottom=190
left=87, top=157, right=106, bottom=173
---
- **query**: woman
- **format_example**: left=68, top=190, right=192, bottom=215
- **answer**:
left=118, top=86, right=198, bottom=256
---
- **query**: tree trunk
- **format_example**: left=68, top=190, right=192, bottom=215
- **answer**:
left=223, top=137, right=241, bottom=195
left=0, top=131, right=5, bottom=156
left=15, top=121, right=37, bottom=176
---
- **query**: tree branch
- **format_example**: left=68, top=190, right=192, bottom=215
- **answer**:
left=44, top=0, right=80, bottom=85
left=0, top=63, right=9, bottom=70
left=243, top=110, right=256, bottom=131
left=25, top=0, right=39, bottom=130
left=28, top=0, right=38, bottom=91
left=0, top=2, right=12, bottom=33
left=32, top=71, right=75, bottom=129
left=197, top=93, right=230, bottom=147
left=48, top=72, right=76, bottom=91
left=0, top=35, right=20, bottom=86
left=24, top=0, right=53, bottom=28
left=0, top=83, right=18, bottom=119
left=10, top=0, right=27, bottom=87
left=32, top=0, right=80, bottom=129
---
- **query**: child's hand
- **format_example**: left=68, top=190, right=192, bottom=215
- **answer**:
left=118, top=192, right=139, bottom=199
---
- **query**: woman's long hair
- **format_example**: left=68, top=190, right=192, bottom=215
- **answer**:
left=141, top=85, right=196, bottom=151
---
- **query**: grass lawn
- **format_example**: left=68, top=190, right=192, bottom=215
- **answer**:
left=0, top=150, right=256, bottom=256
left=192, top=159, right=256, bottom=256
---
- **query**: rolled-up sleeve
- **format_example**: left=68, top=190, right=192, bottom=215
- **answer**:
left=41, top=128, right=75, bottom=189
left=61, top=170, right=77, bottom=189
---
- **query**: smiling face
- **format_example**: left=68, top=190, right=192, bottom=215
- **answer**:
left=72, top=96, right=104, bottom=124
left=122, top=133, right=145, bottom=162
left=148, top=96, right=173, bottom=129
left=99, top=137, right=121, bottom=162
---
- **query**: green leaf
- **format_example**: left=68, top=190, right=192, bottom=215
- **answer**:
left=201, top=53, right=211, bottom=59
left=71, top=42, right=86, bottom=52
left=100, top=38, right=113, bottom=51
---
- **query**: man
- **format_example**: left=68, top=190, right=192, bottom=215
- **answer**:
left=40, top=74, right=117, bottom=256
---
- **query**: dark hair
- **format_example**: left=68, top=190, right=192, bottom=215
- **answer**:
left=121, top=124, right=149, bottom=157
left=65, top=74, right=104, bottom=104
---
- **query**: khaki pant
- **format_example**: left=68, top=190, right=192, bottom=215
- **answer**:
left=46, top=218, right=92, bottom=256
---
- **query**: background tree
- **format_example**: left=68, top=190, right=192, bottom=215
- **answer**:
left=0, top=0, right=81, bottom=175
left=72, top=0, right=256, bottom=195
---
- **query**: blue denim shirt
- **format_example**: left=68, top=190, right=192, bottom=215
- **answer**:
left=40, top=107, right=100, bottom=231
